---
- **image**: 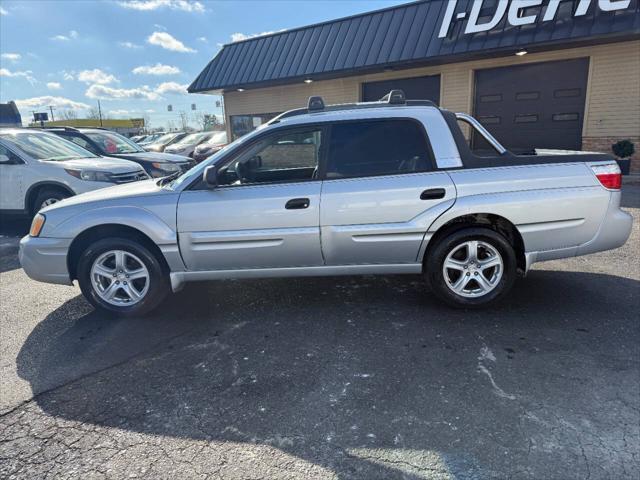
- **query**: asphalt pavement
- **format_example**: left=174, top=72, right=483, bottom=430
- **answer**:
left=0, top=186, right=638, bottom=479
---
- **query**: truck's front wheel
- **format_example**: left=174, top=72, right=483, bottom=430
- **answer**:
left=77, top=237, right=170, bottom=317
left=426, top=227, right=517, bottom=308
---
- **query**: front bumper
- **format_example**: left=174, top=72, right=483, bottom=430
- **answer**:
left=19, top=236, right=73, bottom=286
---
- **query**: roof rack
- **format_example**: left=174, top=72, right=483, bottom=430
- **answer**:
left=41, top=126, right=81, bottom=132
left=272, top=90, right=437, bottom=123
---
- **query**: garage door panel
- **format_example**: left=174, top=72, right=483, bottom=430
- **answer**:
left=473, top=58, right=589, bottom=153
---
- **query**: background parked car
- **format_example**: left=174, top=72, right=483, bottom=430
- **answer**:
left=0, top=129, right=147, bottom=215
left=47, top=127, right=192, bottom=178
left=138, top=133, right=164, bottom=146
left=192, top=131, right=228, bottom=163
left=130, top=134, right=147, bottom=143
left=164, top=131, right=223, bottom=158
left=143, top=132, right=188, bottom=152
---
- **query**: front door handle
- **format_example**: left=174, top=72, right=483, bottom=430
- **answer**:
left=420, top=188, right=446, bottom=200
left=285, top=198, right=310, bottom=209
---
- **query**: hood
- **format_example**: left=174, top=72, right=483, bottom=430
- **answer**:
left=114, top=151, right=191, bottom=163
left=44, top=156, right=142, bottom=173
left=42, top=178, right=166, bottom=212
left=196, top=142, right=226, bottom=153
left=164, top=143, right=194, bottom=154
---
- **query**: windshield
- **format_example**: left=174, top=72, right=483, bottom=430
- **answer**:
left=171, top=132, right=212, bottom=147
left=0, top=131, right=98, bottom=161
left=85, top=131, right=144, bottom=154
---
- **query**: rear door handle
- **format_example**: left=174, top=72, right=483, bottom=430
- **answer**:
left=285, top=198, right=310, bottom=209
left=420, top=188, right=446, bottom=200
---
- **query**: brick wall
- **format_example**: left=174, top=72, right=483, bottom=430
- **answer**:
left=582, top=136, right=640, bottom=174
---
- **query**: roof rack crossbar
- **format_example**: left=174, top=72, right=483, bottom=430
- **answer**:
left=272, top=90, right=437, bottom=123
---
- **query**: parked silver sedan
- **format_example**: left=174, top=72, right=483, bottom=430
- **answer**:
left=19, top=92, right=633, bottom=316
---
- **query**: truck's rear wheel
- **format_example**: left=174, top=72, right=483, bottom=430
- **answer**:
left=426, top=227, right=517, bottom=308
left=77, top=237, right=170, bottom=317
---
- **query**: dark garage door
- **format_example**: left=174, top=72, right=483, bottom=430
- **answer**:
left=362, top=75, right=440, bottom=105
left=473, top=58, right=589, bottom=154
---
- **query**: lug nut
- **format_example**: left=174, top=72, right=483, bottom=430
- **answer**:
left=474, top=272, right=478, bottom=276
left=123, top=281, right=127, bottom=285
left=116, top=280, right=120, bottom=284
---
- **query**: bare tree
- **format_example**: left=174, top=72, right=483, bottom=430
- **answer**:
left=86, top=107, right=100, bottom=120
left=59, top=110, right=78, bottom=120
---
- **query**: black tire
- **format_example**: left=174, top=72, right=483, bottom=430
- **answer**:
left=77, top=237, right=170, bottom=317
left=31, top=188, right=71, bottom=216
left=426, top=227, right=517, bottom=308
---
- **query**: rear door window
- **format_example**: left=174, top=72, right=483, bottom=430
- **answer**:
left=326, top=119, right=433, bottom=178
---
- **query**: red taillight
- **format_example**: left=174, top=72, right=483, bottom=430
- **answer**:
left=590, top=163, right=622, bottom=190
left=596, top=173, right=622, bottom=189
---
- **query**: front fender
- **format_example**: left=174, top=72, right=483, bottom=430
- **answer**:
left=46, top=205, right=178, bottom=245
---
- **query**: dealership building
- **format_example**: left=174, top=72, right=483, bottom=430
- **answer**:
left=190, top=0, right=640, bottom=172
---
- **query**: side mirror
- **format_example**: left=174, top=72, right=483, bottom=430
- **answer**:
left=0, top=154, right=11, bottom=164
left=203, top=165, right=218, bottom=188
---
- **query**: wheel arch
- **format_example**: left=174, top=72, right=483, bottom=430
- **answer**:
left=67, top=224, right=172, bottom=281
left=423, top=213, right=526, bottom=272
left=25, top=181, right=75, bottom=212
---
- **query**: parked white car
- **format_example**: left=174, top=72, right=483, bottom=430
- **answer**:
left=0, top=129, right=149, bottom=216
left=164, top=131, right=223, bottom=158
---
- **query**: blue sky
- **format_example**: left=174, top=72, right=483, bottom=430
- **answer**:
left=0, top=0, right=406, bottom=129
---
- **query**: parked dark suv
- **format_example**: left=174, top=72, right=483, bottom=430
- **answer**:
left=46, top=127, right=193, bottom=178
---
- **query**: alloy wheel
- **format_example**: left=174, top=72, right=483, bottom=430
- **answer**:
left=442, top=240, right=503, bottom=298
left=90, top=250, right=150, bottom=306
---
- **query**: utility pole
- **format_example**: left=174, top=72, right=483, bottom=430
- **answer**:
left=48, top=106, right=55, bottom=122
left=97, top=100, right=103, bottom=127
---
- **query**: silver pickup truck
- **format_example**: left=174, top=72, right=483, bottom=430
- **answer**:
left=19, top=91, right=632, bottom=316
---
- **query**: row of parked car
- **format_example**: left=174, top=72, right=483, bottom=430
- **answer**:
left=131, top=130, right=227, bottom=162
left=0, top=126, right=226, bottom=216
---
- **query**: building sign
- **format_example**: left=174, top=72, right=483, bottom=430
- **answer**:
left=438, top=0, right=632, bottom=38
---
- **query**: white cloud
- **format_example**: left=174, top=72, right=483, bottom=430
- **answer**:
left=62, top=70, right=75, bottom=81
left=132, top=63, right=180, bottom=75
left=145, top=109, right=156, bottom=113
left=14, top=96, right=90, bottom=111
left=1, top=53, right=21, bottom=62
left=155, top=81, right=188, bottom=95
left=78, top=69, right=118, bottom=85
left=119, top=41, right=143, bottom=49
left=0, top=68, right=36, bottom=85
left=0, top=6, right=8, bottom=15
left=86, top=84, right=160, bottom=101
left=118, top=0, right=205, bottom=13
left=197, top=36, right=207, bottom=43
left=50, top=30, right=79, bottom=42
left=230, top=30, right=284, bottom=42
left=109, top=109, right=131, bottom=116
left=147, top=31, right=195, bottom=53
left=47, top=82, right=62, bottom=90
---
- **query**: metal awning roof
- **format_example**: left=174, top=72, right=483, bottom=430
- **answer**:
left=189, top=0, right=640, bottom=93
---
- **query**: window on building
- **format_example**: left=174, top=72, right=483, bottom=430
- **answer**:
left=326, top=120, right=432, bottom=179
left=230, top=113, right=280, bottom=140
left=218, top=128, right=322, bottom=186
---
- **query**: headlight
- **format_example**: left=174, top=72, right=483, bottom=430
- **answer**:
left=29, top=213, right=46, bottom=237
left=151, top=162, right=181, bottom=172
left=65, top=169, right=113, bottom=182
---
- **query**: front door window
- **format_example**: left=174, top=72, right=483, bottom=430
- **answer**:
left=218, top=128, right=322, bottom=186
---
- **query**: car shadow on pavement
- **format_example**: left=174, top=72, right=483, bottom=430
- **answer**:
left=15, top=270, right=640, bottom=479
